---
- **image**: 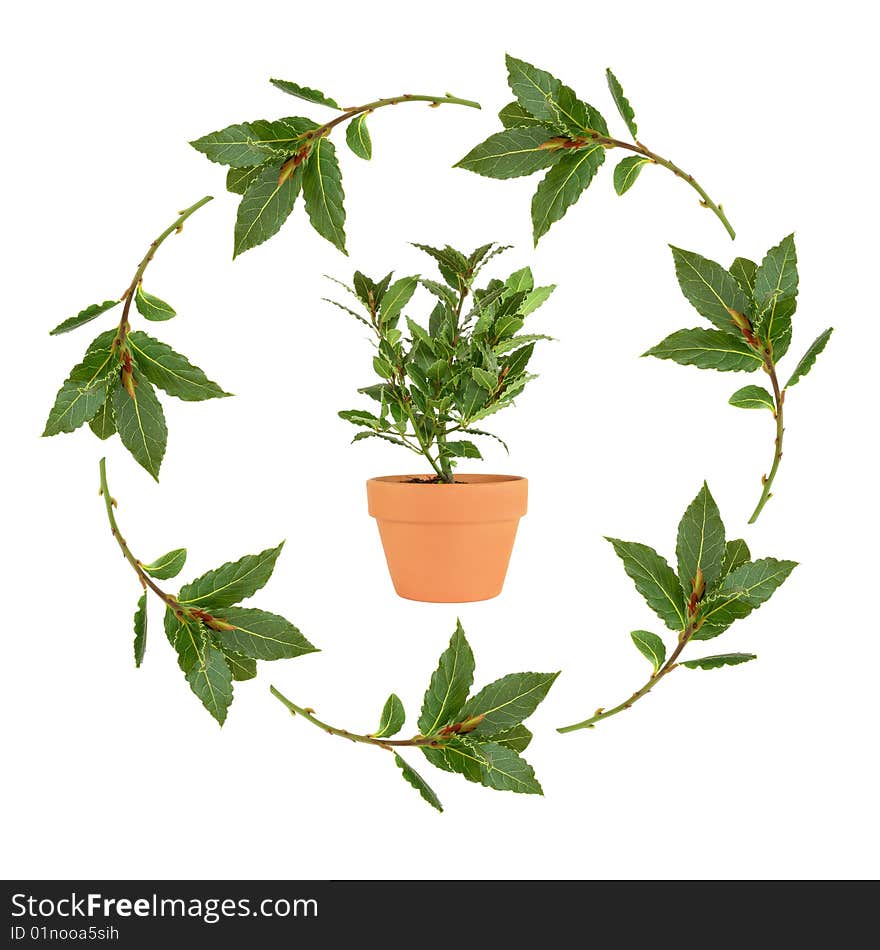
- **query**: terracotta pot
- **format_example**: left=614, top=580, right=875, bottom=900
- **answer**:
left=366, top=474, right=528, bottom=603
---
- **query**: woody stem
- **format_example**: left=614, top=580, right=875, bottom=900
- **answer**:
left=572, top=131, right=735, bottom=239
left=310, top=92, right=481, bottom=141
left=557, top=621, right=696, bottom=733
left=748, top=358, right=785, bottom=524
left=270, top=686, right=441, bottom=749
left=98, top=457, right=181, bottom=612
left=115, top=195, right=214, bottom=348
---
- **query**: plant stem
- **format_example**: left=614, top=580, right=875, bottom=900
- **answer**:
left=570, top=131, right=735, bottom=239
left=558, top=622, right=695, bottom=733
left=310, top=93, right=481, bottom=142
left=270, top=686, right=441, bottom=749
left=115, top=195, right=214, bottom=348
left=433, top=282, right=471, bottom=484
left=98, top=458, right=182, bottom=613
left=747, top=357, right=785, bottom=524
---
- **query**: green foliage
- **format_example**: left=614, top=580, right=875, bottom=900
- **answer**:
left=345, top=113, right=372, bottom=160
left=43, top=199, right=227, bottom=480
left=643, top=328, right=762, bottom=372
left=332, top=243, right=555, bottom=482
left=786, top=327, right=834, bottom=388
left=50, top=300, right=119, bottom=336
left=373, top=694, right=406, bottom=739
left=530, top=145, right=605, bottom=244
left=178, top=543, right=285, bottom=610
left=675, top=482, right=725, bottom=595
left=394, top=754, right=443, bottom=812
left=457, top=54, right=735, bottom=241
left=682, top=653, right=757, bottom=670
left=563, top=484, right=795, bottom=732
left=191, top=80, right=480, bottom=255
left=454, top=127, right=561, bottom=180
left=99, top=459, right=315, bottom=725
left=605, top=538, right=686, bottom=631
left=302, top=139, right=347, bottom=254
left=729, top=385, right=775, bottom=411
left=645, top=235, right=832, bottom=521
left=133, top=594, right=147, bottom=668
left=111, top=369, right=167, bottom=480
left=620, top=487, right=796, bottom=646
left=418, top=620, right=475, bottom=735
left=630, top=630, right=666, bottom=673
left=233, top=162, right=303, bottom=257
left=135, top=286, right=176, bottom=322
left=613, top=156, right=650, bottom=195
left=269, top=78, right=339, bottom=109
left=142, top=548, right=187, bottom=580
left=606, top=68, right=638, bottom=138
left=272, top=622, right=555, bottom=811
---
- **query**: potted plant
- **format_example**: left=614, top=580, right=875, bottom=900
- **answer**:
left=330, top=242, right=556, bottom=602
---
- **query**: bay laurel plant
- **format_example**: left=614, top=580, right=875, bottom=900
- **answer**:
left=190, top=78, right=481, bottom=257
left=644, top=236, right=833, bottom=522
left=558, top=483, right=796, bottom=734
left=99, top=459, right=316, bottom=724
left=43, top=198, right=229, bottom=480
left=331, top=243, right=555, bottom=482
left=272, top=622, right=558, bottom=812
left=457, top=55, right=735, bottom=244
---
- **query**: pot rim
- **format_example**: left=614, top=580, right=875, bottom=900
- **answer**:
left=367, top=473, right=526, bottom=486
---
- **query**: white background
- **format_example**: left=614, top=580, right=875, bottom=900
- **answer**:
left=2, top=0, right=877, bottom=880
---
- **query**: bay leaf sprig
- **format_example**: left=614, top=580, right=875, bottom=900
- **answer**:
left=456, top=55, right=735, bottom=243
left=44, top=197, right=229, bottom=480
left=333, top=242, right=555, bottom=482
left=190, top=79, right=481, bottom=257
left=558, top=483, right=796, bottom=734
left=644, top=235, right=833, bottom=522
left=99, top=458, right=316, bottom=724
left=271, top=621, right=558, bottom=811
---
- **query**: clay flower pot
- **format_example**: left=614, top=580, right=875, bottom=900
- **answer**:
left=366, top=474, right=528, bottom=602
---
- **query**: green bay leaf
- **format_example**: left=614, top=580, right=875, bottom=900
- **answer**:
left=135, top=286, right=176, bottom=322
left=133, top=593, right=147, bottom=668
left=613, top=155, right=650, bottom=195
left=394, top=753, right=443, bottom=812
left=186, top=643, right=233, bottom=725
left=606, top=68, right=638, bottom=138
left=531, top=144, right=605, bottom=244
left=786, top=327, right=833, bottom=388
left=345, top=113, right=372, bottom=160
left=418, top=621, right=475, bottom=736
left=127, top=331, right=230, bottom=401
left=373, top=694, right=406, bottom=739
left=269, top=79, right=339, bottom=109
left=454, top=127, right=561, bottom=180
left=606, top=538, right=686, bottom=631
left=676, top=482, right=726, bottom=594
left=643, top=327, right=763, bottom=372
left=142, top=548, right=187, bottom=580
left=302, top=138, right=347, bottom=253
left=234, top=162, right=303, bottom=258
left=682, top=653, right=757, bottom=670
left=110, top=371, right=167, bottom=480
left=178, top=543, right=284, bottom=610
left=729, top=384, right=775, bottom=410
left=213, top=606, right=317, bottom=662
left=671, top=246, right=751, bottom=334
left=43, top=330, right=117, bottom=436
left=49, top=300, right=119, bottom=336
left=459, top=671, right=559, bottom=736
left=630, top=630, right=666, bottom=672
